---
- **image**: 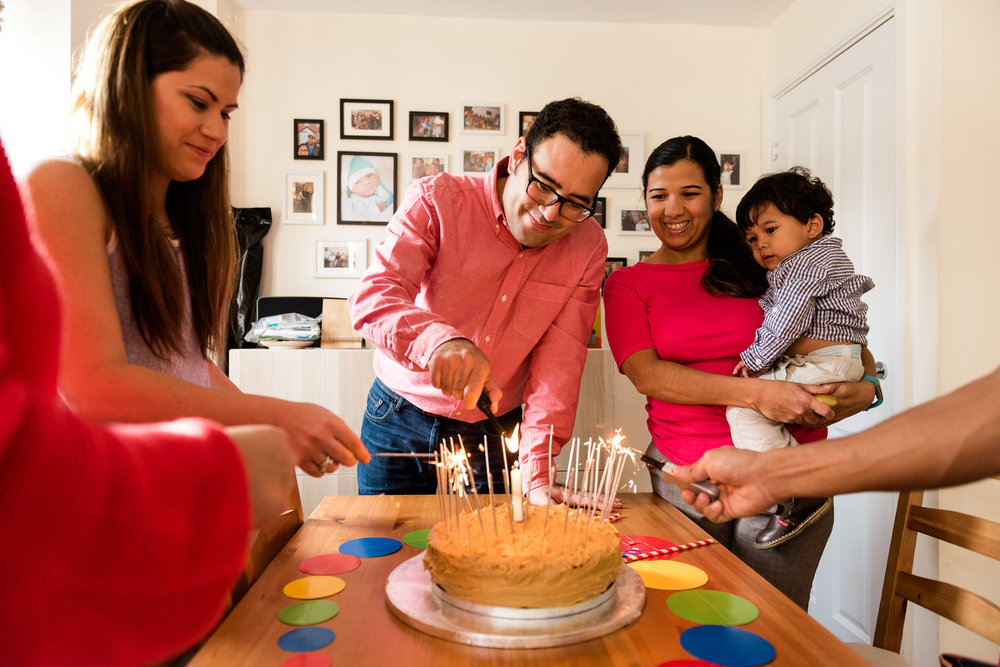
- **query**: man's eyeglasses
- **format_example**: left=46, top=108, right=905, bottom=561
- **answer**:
left=523, top=148, right=597, bottom=223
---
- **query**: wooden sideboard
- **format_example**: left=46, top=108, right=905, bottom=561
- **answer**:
left=229, top=348, right=651, bottom=514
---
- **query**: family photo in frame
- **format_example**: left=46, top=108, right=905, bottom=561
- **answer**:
left=282, top=170, right=324, bottom=224
left=340, top=99, right=394, bottom=140
left=293, top=119, right=323, bottom=160
left=409, top=111, right=448, bottom=142
left=337, top=151, right=397, bottom=225
left=462, top=103, right=504, bottom=135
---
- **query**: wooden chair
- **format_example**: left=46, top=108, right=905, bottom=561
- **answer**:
left=228, top=476, right=304, bottom=607
left=850, top=478, right=1000, bottom=665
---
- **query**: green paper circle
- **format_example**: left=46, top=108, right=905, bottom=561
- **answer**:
left=666, top=589, right=759, bottom=626
left=277, top=599, right=340, bottom=626
left=403, top=528, right=431, bottom=549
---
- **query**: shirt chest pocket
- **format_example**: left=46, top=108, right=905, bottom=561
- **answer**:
left=511, top=281, right=570, bottom=341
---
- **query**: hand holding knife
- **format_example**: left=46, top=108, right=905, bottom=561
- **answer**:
left=640, top=454, right=720, bottom=502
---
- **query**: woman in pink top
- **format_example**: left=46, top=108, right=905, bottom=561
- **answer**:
left=603, top=136, right=877, bottom=608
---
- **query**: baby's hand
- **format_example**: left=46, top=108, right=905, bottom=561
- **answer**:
left=733, top=360, right=750, bottom=378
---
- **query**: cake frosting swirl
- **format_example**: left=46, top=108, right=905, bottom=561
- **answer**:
left=423, top=502, right=621, bottom=608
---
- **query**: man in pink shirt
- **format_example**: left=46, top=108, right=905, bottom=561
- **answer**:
left=349, top=98, right=621, bottom=505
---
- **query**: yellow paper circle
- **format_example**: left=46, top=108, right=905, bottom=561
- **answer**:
left=627, top=559, right=709, bottom=590
left=282, top=575, right=346, bottom=599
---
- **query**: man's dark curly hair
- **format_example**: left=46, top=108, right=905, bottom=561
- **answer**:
left=525, top=98, right=623, bottom=180
left=736, top=166, right=836, bottom=235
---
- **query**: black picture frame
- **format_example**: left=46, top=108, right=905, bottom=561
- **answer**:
left=604, top=256, right=627, bottom=291
left=337, top=150, right=398, bottom=225
left=408, top=111, right=449, bottom=142
left=593, top=196, right=607, bottom=228
left=293, top=119, right=324, bottom=160
left=518, top=111, right=540, bottom=137
left=340, top=99, right=394, bottom=141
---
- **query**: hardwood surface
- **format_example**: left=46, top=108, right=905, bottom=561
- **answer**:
left=190, top=494, right=869, bottom=666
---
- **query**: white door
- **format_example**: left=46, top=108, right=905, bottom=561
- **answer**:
left=770, top=16, right=903, bottom=642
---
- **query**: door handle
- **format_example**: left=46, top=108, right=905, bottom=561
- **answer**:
left=875, top=361, right=887, bottom=380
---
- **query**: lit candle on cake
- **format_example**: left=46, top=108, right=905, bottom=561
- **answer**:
left=504, top=425, right=524, bottom=522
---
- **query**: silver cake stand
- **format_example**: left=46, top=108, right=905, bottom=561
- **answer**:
left=385, top=553, right=646, bottom=649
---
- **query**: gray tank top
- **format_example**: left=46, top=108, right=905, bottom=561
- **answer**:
left=108, top=234, right=211, bottom=388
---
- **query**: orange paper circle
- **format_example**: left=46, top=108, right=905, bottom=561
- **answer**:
left=282, top=575, right=346, bottom=599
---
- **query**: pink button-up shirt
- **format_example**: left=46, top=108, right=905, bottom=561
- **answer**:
left=349, top=158, right=607, bottom=488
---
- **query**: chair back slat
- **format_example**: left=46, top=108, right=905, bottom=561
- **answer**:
left=907, top=505, right=1000, bottom=557
left=895, top=572, right=1000, bottom=645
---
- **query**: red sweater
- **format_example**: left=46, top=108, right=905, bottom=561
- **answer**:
left=0, top=142, right=250, bottom=664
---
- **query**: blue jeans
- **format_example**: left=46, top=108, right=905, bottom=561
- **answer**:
left=358, top=377, right=522, bottom=495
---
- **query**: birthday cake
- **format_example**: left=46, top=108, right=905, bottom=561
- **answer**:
left=423, top=502, right=621, bottom=608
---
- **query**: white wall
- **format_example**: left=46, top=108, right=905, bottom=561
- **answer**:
left=230, top=11, right=766, bottom=300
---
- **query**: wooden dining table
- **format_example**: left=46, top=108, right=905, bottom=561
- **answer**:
left=190, top=493, right=869, bottom=666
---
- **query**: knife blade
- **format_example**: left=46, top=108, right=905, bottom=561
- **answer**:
left=640, top=454, right=721, bottom=502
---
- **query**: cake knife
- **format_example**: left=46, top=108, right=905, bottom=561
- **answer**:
left=640, top=454, right=721, bottom=502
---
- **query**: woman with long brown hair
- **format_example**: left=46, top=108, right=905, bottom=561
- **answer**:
left=24, top=0, right=368, bottom=477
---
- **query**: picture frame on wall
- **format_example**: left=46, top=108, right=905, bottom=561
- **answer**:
left=282, top=170, right=324, bottom=224
left=409, top=154, right=449, bottom=181
left=718, top=151, right=744, bottom=189
left=593, top=196, right=607, bottom=228
left=462, top=103, right=504, bottom=135
left=605, top=131, right=644, bottom=189
left=462, top=148, right=499, bottom=174
left=293, top=119, right=324, bottom=160
left=340, top=98, right=394, bottom=140
left=604, top=256, right=626, bottom=288
left=408, top=111, right=448, bottom=142
left=634, top=248, right=657, bottom=263
left=337, top=151, right=397, bottom=225
left=518, top=111, right=539, bottom=137
left=314, top=238, right=368, bottom=278
left=618, top=207, right=653, bottom=235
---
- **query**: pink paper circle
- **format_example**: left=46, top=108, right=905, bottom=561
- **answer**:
left=620, top=534, right=679, bottom=560
left=280, top=653, right=333, bottom=667
left=299, top=553, right=362, bottom=575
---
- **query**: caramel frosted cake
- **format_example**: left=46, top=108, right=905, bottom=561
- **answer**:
left=423, top=502, right=621, bottom=608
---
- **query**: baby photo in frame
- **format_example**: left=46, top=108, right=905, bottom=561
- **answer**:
left=337, top=151, right=397, bottom=225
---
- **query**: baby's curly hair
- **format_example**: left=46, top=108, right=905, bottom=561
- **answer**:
left=736, top=166, right=835, bottom=235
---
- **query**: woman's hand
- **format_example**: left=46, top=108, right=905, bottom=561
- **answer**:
left=799, top=380, right=876, bottom=427
left=268, top=400, right=370, bottom=477
left=750, top=378, right=836, bottom=426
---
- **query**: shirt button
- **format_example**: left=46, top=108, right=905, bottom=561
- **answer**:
left=518, top=253, right=523, bottom=258
left=455, top=410, right=462, bottom=416
left=485, top=336, right=491, bottom=343
left=501, top=295, right=508, bottom=303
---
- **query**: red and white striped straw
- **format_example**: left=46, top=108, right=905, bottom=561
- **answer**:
left=605, top=512, right=623, bottom=523
left=621, top=538, right=716, bottom=563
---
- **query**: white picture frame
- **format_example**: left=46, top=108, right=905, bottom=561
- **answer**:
left=617, top=207, right=653, bottom=235
left=313, top=238, right=368, bottom=278
left=634, top=248, right=657, bottom=263
left=461, top=103, right=505, bottom=135
left=462, top=148, right=500, bottom=174
left=283, top=170, right=324, bottom=224
left=718, top=151, right=745, bottom=189
left=605, top=131, right=644, bottom=189
left=408, top=153, right=449, bottom=182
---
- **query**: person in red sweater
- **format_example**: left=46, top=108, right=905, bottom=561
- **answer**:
left=1, top=138, right=294, bottom=665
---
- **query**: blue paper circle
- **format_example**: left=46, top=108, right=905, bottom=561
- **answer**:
left=338, top=537, right=402, bottom=558
left=277, top=626, right=335, bottom=652
left=679, top=625, right=776, bottom=667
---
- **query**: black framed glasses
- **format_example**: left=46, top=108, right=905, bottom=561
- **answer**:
left=523, top=147, right=597, bottom=222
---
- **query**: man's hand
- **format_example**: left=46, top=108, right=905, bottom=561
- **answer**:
left=673, top=448, right=778, bottom=522
left=428, top=338, right=501, bottom=410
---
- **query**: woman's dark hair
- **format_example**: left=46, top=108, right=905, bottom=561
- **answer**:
left=642, top=136, right=767, bottom=298
left=70, top=0, right=245, bottom=360
left=525, top=98, right=623, bottom=180
left=735, top=166, right=836, bottom=235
